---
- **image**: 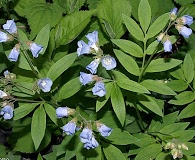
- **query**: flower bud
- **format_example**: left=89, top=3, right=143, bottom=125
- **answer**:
left=181, top=143, right=188, bottom=150
left=170, top=8, right=178, bottom=21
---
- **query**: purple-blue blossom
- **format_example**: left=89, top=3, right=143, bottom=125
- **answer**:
left=29, top=42, right=43, bottom=58
left=181, top=15, right=193, bottom=26
left=171, top=8, right=177, bottom=15
left=8, top=46, right=20, bottom=62
left=83, top=136, right=99, bottom=150
left=170, top=8, right=178, bottom=21
left=101, top=55, right=116, bottom=70
left=0, top=105, right=14, bottom=120
left=86, top=31, right=99, bottom=52
left=0, top=90, right=7, bottom=98
left=77, top=40, right=91, bottom=56
left=92, top=81, right=106, bottom=97
left=37, top=78, right=52, bottom=92
left=56, top=107, right=68, bottom=118
left=179, top=26, right=192, bottom=38
left=79, top=72, right=93, bottom=85
left=0, top=31, right=8, bottom=43
left=86, top=58, right=101, bottom=74
left=3, top=19, right=17, bottom=34
left=97, top=123, right=112, bottom=137
left=163, top=40, right=172, bottom=52
left=62, top=121, right=77, bottom=135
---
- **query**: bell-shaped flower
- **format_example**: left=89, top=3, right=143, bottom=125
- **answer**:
left=77, top=40, right=91, bottom=56
left=79, top=72, right=93, bottom=85
left=0, top=31, right=8, bottom=43
left=0, top=105, right=14, bottom=120
left=83, top=136, right=99, bottom=150
left=96, top=122, right=112, bottom=137
left=62, top=121, right=77, bottom=135
left=0, top=90, right=7, bottom=98
left=8, top=44, right=20, bottom=62
left=29, top=42, right=43, bottom=58
left=3, top=19, right=17, bottom=34
left=101, top=55, right=116, bottom=70
left=86, top=31, right=99, bottom=52
left=181, top=15, right=193, bottom=26
left=56, top=107, right=75, bottom=118
left=92, top=81, right=106, bottom=97
left=163, top=39, right=172, bottom=52
left=170, top=8, right=178, bottom=21
left=37, top=78, right=53, bottom=92
left=176, top=24, right=192, bottom=38
left=86, top=58, right=101, bottom=74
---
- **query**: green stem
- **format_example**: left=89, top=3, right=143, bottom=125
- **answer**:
left=133, top=102, right=145, bottom=131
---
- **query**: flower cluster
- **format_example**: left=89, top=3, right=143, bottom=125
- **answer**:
left=164, top=138, right=188, bottom=159
left=157, top=8, right=193, bottom=52
left=77, top=31, right=116, bottom=97
left=0, top=19, right=43, bottom=62
left=56, top=106, right=113, bottom=150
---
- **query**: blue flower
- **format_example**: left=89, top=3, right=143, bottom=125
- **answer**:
left=29, top=42, right=43, bottom=58
left=0, top=31, right=8, bottom=43
left=176, top=25, right=192, bottom=38
left=181, top=15, right=193, bottom=26
left=0, top=105, right=14, bottom=120
left=170, top=8, right=178, bottom=21
left=163, top=40, right=172, bottom=52
left=86, top=31, right=99, bottom=52
left=8, top=45, right=20, bottom=62
left=77, top=40, right=91, bottom=56
left=83, top=136, right=99, bottom=150
left=62, top=121, right=77, bottom=135
left=3, top=70, right=10, bottom=78
left=56, top=107, right=69, bottom=118
left=86, top=58, right=101, bottom=74
left=97, top=123, right=112, bottom=137
left=171, top=8, right=177, bottom=15
left=79, top=72, right=93, bottom=85
left=0, top=90, right=7, bottom=98
left=37, top=78, right=52, bottom=92
left=92, top=81, right=106, bottom=97
left=3, top=19, right=17, bottom=34
left=101, top=55, right=116, bottom=70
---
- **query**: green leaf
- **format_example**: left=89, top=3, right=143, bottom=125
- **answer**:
left=135, top=144, right=162, bottom=160
left=168, top=91, right=195, bottom=106
left=138, top=0, right=151, bottom=33
left=170, top=68, right=185, bottom=81
left=178, top=102, right=195, bottom=119
left=145, top=40, right=159, bottom=55
left=14, top=103, right=39, bottom=120
left=112, top=70, right=150, bottom=94
left=106, top=128, right=139, bottom=145
left=122, top=14, right=144, bottom=41
left=138, top=94, right=163, bottom=117
left=35, top=24, right=50, bottom=55
left=166, top=80, right=188, bottom=92
left=31, top=105, right=46, bottom=150
left=140, top=80, right=176, bottom=95
left=171, top=130, right=195, bottom=142
left=47, top=52, right=77, bottom=81
left=97, top=0, right=131, bottom=38
left=55, top=10, right=95, bottom=47
left=58, top=77, right=81, bottom=101
left=183, top=54, right=194, bottom=84
left=103, top=143, right=127, bottom=160
left=114, top=49, right=140, bottom=76
left=145, top=58, right=183, bottom=72
left=37, top=153, right=43, bottom=160
left=175, top=0, right=195, bottom=6
left=110, top=84, right=126, bottom=126
left=112, top=39, right=143, bottom=58
left=44, top=103, right=58, bottom=125
left=146, top=13, right=169, bottom=39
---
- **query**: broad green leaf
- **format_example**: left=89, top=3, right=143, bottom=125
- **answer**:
left=175, top=0, right=195, bottom=7
left=44, top=103, right=58, bottom=125
left=166, top=80, right=188, bottom=92
left=56, top=136, right=72, bottom=156
left=58, top=77, right=81, bottom=101
left=114, top=49, right=140, bottom=76
left=171, top=130, right=195, bottom=142
left=97, top=0, right=131, bottom=38
left=110, top=84, right=126, bottom=126
left=35, top=24, right=50, bottom=55
left=183, top=54, right=194, bottom=84
left=47, top=52, right=77, bottom=81
left=31, top=105, right=46, bottom=150
left=179, top=4, right=195, bottom=17
left=138, top=0, right=151, bottom=33
left=178, top=102, right=195, bottom=119
left=168, top=91, right=195, bottom=106
left=14, top=103, right=39, bottom=120
left=112, top=39, right=143, bottom=58
left=112, top=70, right=150, bottom=94
left=55, top=10, right=95, bottom=47
left=106, top=128, right=139, bottom=145
left=145, top=40, right=159, bottom=55
left=103, top=143, right=126, bottom=160
left=140, top=79, right=176, bottom=95
left=135, top=144, right=162, bottom=160
left=170, top=68, right=185, bottom=81
left=138, top=94, right=163, bottom=117
left=145, top=58, right=182, bottom=72
left=122, top=14, right=144, bottom=41
left=146, top=13, right=169, bottom=39
left=37, top=153, right=43, bottom=160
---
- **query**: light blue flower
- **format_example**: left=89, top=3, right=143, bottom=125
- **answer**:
left=62, top=121, right=77, bottom=135
left=37, top=78, right=52, bottom=92
left=56, top=107, right=69, bottom=118
left=92, top=81, right=106, bottom=97
left=86, top=31, right=99, bottom=52
left=29, top=42, right=43, bottom=58
left=171, top=8, right=178, bottom=15
left=83, top=136, right=99, bottom=150
left=77, top=40, right=91, bottom=56
left=170, top=8, right=178, bottom=21
left=163, top=40, right=172, bottom=52
left=0, top=105, right=14, bottom=120
left=8, top=46, right=20, bottom=62
left=79, top=72, right=93, bottom=85
left=3, top=70, right=10, bottom=78
left=181, top=15, right=193, bottom=26
left=0, top=31, right=8, bottom=43
left=101, top=55, right=116, bottom=70
left=86, top=58, right=101, bottom=74
left=0, top=90, right=7, bottom=98
left=3, top=19, right=17, bottom=34
left=179, top=26, right=192, bottom=38
left=97, top=123, right=112, bottom=137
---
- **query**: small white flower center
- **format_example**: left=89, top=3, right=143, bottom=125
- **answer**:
left=103, top=57, right=112, bottom=65
left=41, top=80, right=47, bottom=87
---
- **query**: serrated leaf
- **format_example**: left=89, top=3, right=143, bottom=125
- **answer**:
left=122, top=14, right=144, bottom=41
left=31, top=105, right=46, bottom=150
left=47, top=52, right=77, bottom=81
left=55, top=10, right=95, bottom=47
left=183, top=54, right=194, bottom=84
left=145, top=58, right=183, bottom=72
left=44, top=103, right=58, bottom=125
left=112, top=39, right=143, bottom=58
left=178, top=102, right=195, bottom=119
left=114, top=49, right=140, bottom=76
